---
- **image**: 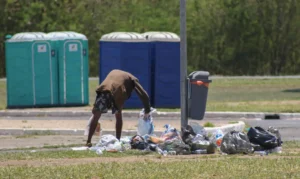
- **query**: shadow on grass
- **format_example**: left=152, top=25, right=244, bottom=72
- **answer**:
left=282, top=88, right=300, bottom=93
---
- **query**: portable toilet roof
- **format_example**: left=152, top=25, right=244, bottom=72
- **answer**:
left=47, top=31, right=87, bottom=40
left=100, top=32, right=146, bottom=42
left=142, top=31, right=180, bottom=42
left=6, top=32, right=49, bottom=42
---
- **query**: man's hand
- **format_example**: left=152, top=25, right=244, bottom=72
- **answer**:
left=143, top=113, right=150, bottom=120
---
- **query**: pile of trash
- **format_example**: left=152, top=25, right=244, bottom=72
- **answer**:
left=219, top=126, right=283, bottom=155
left=73, top=108, right=283, bottom=156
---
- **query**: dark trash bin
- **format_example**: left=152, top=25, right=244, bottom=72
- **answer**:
left=188, top=71, right=212, bottom=120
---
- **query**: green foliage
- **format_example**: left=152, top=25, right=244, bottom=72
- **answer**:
left=203, top=122, right=215, bottom=127
left=1, top=0, right=300, bottom=77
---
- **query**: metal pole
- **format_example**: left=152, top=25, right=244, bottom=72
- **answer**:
left=180, top=0, right=188, bottom=128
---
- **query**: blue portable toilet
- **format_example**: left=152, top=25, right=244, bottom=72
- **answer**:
left=47, top=31, right=89, bottom=106
left=5, top=32, right=59, bottom=108
left=99, top=32, right=152, bottom=108
left=143, top=32, right=181, bottom=108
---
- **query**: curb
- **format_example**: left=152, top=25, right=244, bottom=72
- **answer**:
left=0, top=121, right=245, bottom=136
left=1, top=110, right=300, bottom=119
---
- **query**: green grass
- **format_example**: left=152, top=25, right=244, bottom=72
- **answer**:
left=1, top=78, right=300, bottom=112
left=0, top=149, right=154, bottom=162
left=0, top=80, right=6, bottom=110
left=2, top=157, right=300, bottom=179
left=203, top=122, right=215, bottom=127
left=0, top=142, right=300, bottom=178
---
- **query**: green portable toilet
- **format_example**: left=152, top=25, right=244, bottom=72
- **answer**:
left=47, top=31, right=89, bottom=106
left=5, top=32, right=59, bottom=108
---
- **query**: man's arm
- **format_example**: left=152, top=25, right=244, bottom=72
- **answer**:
left=133, top=79, right=151, bottom=114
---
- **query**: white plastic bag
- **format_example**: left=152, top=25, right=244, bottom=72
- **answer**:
left=84, top=115, right=102, bottom=136
left=137, top=108, right=156, bottom=136
left=106, top=141, right=123, bottom=152
left=96, top=134, right=119, bottom=147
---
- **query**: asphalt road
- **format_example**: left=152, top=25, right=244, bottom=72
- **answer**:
left=1, top=116, right=299, bottom=141
left=0, top=116, right=299, bottom=150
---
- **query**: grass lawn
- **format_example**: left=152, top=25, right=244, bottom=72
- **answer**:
left=1, top=78, right=300, bottom=112
left=0, top=141, right=299, bottom=178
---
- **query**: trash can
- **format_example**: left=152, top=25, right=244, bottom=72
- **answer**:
left=142, top=31, right=180, bottom=108
left=99, top=32, right=152, bottom=108
left=5, top=32, right=59, bottom=108
left=188, top=71, right=212, bottom=120
left=47, top=31, right=89, bottom=106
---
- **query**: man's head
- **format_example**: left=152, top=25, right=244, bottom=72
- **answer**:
left=93, top=91, right=112, bottom=114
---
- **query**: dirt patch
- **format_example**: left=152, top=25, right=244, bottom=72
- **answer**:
left=1, top=154, right=299, bottom=167
left=0, top=155, right=215, bottom=167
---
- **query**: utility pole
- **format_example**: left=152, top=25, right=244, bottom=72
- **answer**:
left=180, top=0, right=188, bottom=128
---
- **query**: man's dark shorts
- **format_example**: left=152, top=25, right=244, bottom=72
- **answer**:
left=93, top=92, right=117, bottom=114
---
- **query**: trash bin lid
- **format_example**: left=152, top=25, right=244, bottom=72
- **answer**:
left=47, top=31, right=87, bottom=40
left=189, top=71, right=211, bottom=82
left=6, top=32, right=49, bottom=42
left=100, top=32, right=146, bottom=42
left=142, top=31, right=180, bottom=42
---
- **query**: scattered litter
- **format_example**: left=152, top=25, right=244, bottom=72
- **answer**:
left=96, top=149, right=103, bottom=155
left=247, top=126, right=280, bottom=150
left=181, top=124, right=215, bottom=154
left=96, top=134, right=119, bottom=147
left=211, top=129, right=224, bottom=147
left=220, top=130, right=253, bottom=154
left=71, top=146, right=89, bottom=151
left=75, top=108, right=284, bottom=157
left=130, top=135, right=148, bottom=150
left=192, top=149, right=207, bottom=154
left=222, top=126, right=283, bottom=155
left=161, top=124, right=181, bottom=141
left=189, top=121, right=208, bottom=137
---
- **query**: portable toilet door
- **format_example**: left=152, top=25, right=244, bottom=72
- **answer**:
left=142, top=31, right=181, bottom=108
left=5, top=32, right=58, bottom=108
left=99, top=32, right=152, bottom=109
left=99, top=32, right=124, bottom=83
left=47, top=31, right=89, bottom=106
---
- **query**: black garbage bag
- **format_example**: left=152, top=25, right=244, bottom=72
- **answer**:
left=181, top=125, right=197, bottom=144
left=247, top=126, right=279, bottom=150
left=220, top=130, right=253, bottom=154
left=158, top=137, right=191, bottom=155
left=181, top=125, right=215, bottom=154
left=130, top=135, right=148, bottom=150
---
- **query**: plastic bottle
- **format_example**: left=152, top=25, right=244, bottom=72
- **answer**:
left=96, top=149, right=103, bottom=155
left=254, top=151, right=268, bottom=156
left=168, top=151, right=177, bottom=155
left=156, top=147, right=168, bottom=156
left=192, top=149, right=207, bottom=154
left=214, top=129, right=224, bottom=147
left=266, top=147, right=282, bottom=154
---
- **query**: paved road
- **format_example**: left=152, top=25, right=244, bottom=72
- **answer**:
left=1, top=116, right=299, bottom=141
